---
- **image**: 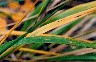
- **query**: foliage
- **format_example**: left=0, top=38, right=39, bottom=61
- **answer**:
left=0, top=0, right=96, bottom=61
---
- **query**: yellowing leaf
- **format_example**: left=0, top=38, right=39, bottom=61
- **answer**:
left=0, top=8, right=11, bottom=14
left=12, top=0, right=35, bottom=22
left=20, top=0, right=35, bottom=12
left=11, top=13, right=23, bottom=22
left=0, top=17, right=7, bottom=30
left=8, top=2, right=20, bottom=10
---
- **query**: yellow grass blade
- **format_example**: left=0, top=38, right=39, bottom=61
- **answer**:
left=0, top=30, right=26, bottom=36
left=0, top=17, right=7, bottom=30
left=26, top=6, right=96, bottom=37
left=19, top=48, right=61, bottom=56
left=0, top=0, right=38, bottom=45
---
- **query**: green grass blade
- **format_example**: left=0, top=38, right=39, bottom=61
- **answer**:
left=51, top=18, right=83, bottom=35
left=40, top=1, right=96, bottom=26
left=0, top=33, right=27, bottom=54
left=30, top=1, right=96, bottom=49
left=30, top=18, right=82, bottom=49
left=35, top=54, right=96, bottom=61
left=27, top=0, right=72, bottom=33
left=21, top=0, right=51, bottom=31
left=30, top=1, right=96, bottom=50
left=0, top=35, right=96, bottom=59
left=0, top=35, right=96, bottom=54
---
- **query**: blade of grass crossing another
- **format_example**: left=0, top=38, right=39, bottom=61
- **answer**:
left=0, top=0, right=51, bottom=59
left=40, top=1, right=96, bottom=26
left=21, top=0, right=51, bottom=31
left=27, top=0, right=73, bottom=33
left=0, top=0, right=38, bottom=45
left=1, top=1, right=96, bottom=59
left=26, top=6, right=96, bottom=37
left=0, top=34, right=96, bottom=59
left=30, top=18, right=83, bottom=49
left=26, top=3, right=96, bottom=49
left=27, top=1, right=96, bottom=49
